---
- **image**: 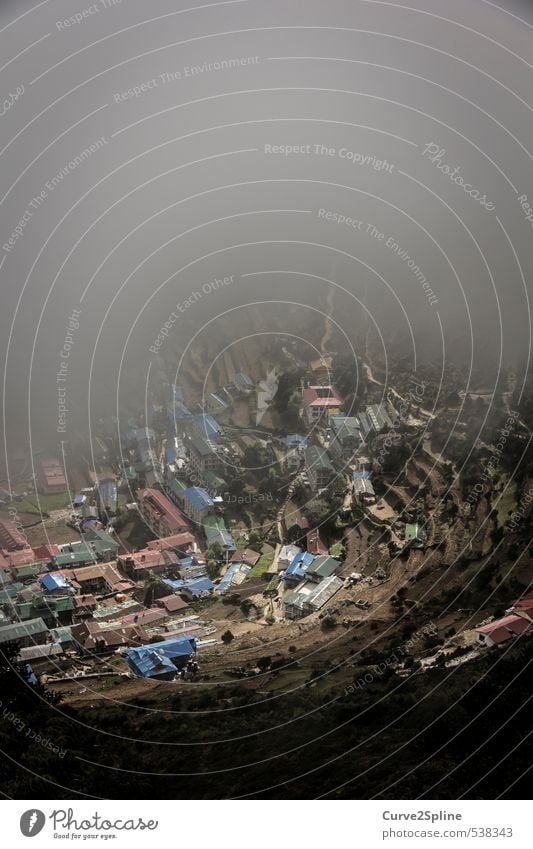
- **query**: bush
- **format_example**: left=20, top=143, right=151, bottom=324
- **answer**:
left=221, top=630, right=234, bottom=644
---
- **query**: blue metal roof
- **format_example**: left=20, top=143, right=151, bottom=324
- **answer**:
left=353, top=469, right=372, bottom=480
left=174, top=402, right=193, bottom=419
left=285, top=551, right=315, bottom=581
left=286, top=434, right=308, bottom=447
left=147, top=636, right=197, bottom=657
left=40, top=573, right=73, bottom=593
left=192, top=413, right=221, bottom=440
left=166, top=446, right=177, bottom=464
left=182, top=577, right=213, bottom=596
left=163, top=577, right=213, bottom=597
left=126, top=647, right=177, bottom=679
left=217, top=563, right=241, bottom=593
left=184, top=486, right=214, bottom=511
left=126, top=636, right=197, bottom=678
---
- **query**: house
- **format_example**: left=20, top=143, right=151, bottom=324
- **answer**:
left=118, top=548, right=179, bottom=580
left=305, top=445, right=334, bottom=492
left=38, top=457, right=67, bottom=493
left=137, top=488, right=189, bottom=536
left=0, top=617, right=50, bottom=648
left=191, top=413, right=222, bottom=441
left=366, top=403, right=393, bottom=433
left=14, top=595, right=74, bottom=627
left=96, top=476, right=117, bottom=520
left=283, top=551, right=315, bottom=587
left=66, top=563, right=131, bottom=595
left=309, top=354, right=333, bottom=384
left=187, top=434, right=222, bottom=480
left=81, top=528, right=119, bottom=560
left=39, top=573, right=75, bottom=595
left=353, top=473, right=376, bottom=505
left=202, top=515, right=236, bottom=553
left=182, top=486, right=214, bottom=525
left=277, top=544, right=302, bottom=572
left=203, top=470, right=227, bottom=495
left=217, top=562, right=251, bottom=594
left=126, top=426, right=156, bottom=444
left=32, top=543, right=61, bottom=562
left=176, top=556, right=208, bottom=582
left=126, top=636, right=197, bottom=678
left=146, top=532, right=196, bottom=554
left=404, top=523, right=427, bottom=549
left=234, top=372, right=255, bottom=394
left=73, top=594, right=97, bottom=614
left=285, top=435, right=307, bottom=470
left=125, top=647, right=178, bottom=680
left=282, top=575, right=343, bottom=619
left=0, top=519, right=28, bottom=551
left=230, top=548, right=261, bottom=568
left=302, top=385, right=343, bottom=425
left=18, top=643, right=63, bottom=662
left=165, top=477, right=188, bottom=510
left=476, top=610, right=533, bottom=647
left=10, top=562, right=49, bottom=582
left=329, top=416, right=364, bottom=460
left=171, top=577, right=214, bottom=600
left=52, top=542, right=99, bottom=569
left=356, top=412, right=373, bottom=441
left=307, top=529, right=328, bottom=556
left=72, top=621, right=147, bottom=654
left=155, top=594, right=189, bottom=615
left=304, top=555, right=341, bottom=583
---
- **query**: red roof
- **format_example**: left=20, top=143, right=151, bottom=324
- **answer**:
left=32, top=543, right=61, bottom=561
left=137, top=488, right=189, bottom=531
left=307, top=529, right=327, bottom=555
left=118, top=548, right=169, bottom=571
left=515, top=592, right=533, bottom=611
left=73, top=594, right=97, bottom=608
left=303, top=386, right=342, bottom=408
left=39, top=457, right=67, bottom=488
left=230, top=548, right=261, bottom=566
left=146, top=532, right=195, bottom=551
left=156, top=594, right=189, bottom=613
left=0, top=520, right=28, bottom=551
left=477, top=613, right=533, bottom=643
left=5, top=548, right=37, bottom=567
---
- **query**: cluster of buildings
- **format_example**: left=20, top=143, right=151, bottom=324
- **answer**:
left=476, top=592, right=533, bottom=648
left=275, top=539, right=344, bottom=619
left=0, top=488, right=219, bottom=679
left=287, top=385, right=394, bottom=496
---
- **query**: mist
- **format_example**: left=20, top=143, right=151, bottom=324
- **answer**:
left=1, top=0, right=532, bottom=467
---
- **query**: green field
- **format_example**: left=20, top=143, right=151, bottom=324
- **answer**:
left=11, top=492, right=71, bottom=515
left=248, top=551, right=274, bottom=577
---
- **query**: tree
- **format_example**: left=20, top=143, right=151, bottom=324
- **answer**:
left=206, top=559, right=220, bottom=580
left=304, top=497, right=332, bottom=529
left=248, top=530, right=261, bottom=548
left=221, top=630, right=234, bottom=644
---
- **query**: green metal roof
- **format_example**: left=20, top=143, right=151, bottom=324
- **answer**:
left=203, top=471, right=226, bottom=491
left=0, top=617, right=48, bottom=643
left=305, top=555, right=341, bottom=579
left=305, top=445, right=334, bottom=471
left=405, top=523, right=427, bottom=546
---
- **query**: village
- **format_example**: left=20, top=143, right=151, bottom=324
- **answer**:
left=1, top=343, right=531, bottom=698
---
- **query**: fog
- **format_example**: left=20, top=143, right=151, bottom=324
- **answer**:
left=1, top=0, right=532, bottom=467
